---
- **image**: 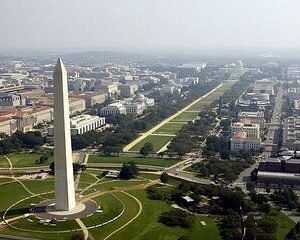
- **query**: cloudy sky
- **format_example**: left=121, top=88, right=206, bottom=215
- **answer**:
left=1, top=0, right=300, bottom=52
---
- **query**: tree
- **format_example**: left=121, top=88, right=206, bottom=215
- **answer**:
left=265, top=185, right=271, bottom=194
left=144, top=142, right=154, bottom=152
left=158, top=209, right=195, bottom=228
left=246, top=182, right=256, bottom=193
left=160, top=172, right=169, bottom=184
left=158, top=151, right=165, bottom=158
left=119, top=163, right=134, bottom=180
left=49, top=162, right=54, bottom=174
left=129, top=161, right=139, bottom=176
left=49, top=162, right=86, bottom=175
left=140, top=146, right=149, bottom=157
left=260, top=203, right=271, bottom=217
left=36, top=155, right=49, bottom=164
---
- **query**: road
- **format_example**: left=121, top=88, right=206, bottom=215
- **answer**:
left=262, top=85, right=284, bottom=157
left=234, top=84, right=284, bottom=190
left=123, top=83, right=224, bottom=152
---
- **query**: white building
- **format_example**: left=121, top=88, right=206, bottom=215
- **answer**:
left=48, top=114, right=105, bottom=136
left=231, top=122, right=260, bottom=138
left=230, top=131, right=262, bottom=151
left=253, top=79, right=275, bottom=96
left=125, top=102, right=145, bottom=115
left=238, top=111, right=265, bottom=129
left=99, top=102, right=126, bottom=116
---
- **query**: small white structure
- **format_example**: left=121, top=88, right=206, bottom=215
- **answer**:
left=105, top=170, right=120, bottom=179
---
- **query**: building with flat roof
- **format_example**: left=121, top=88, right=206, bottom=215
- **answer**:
left=230, top=131, right=261, bottom=151
left=230, top=121, right=261, bottom=151
left=48, top=114, right=105, bottom=136
left=99, top=102, right=126, bottom=116
left=238, top=111, right=265, bottom=128
left=283, top=117, right=300, bottom=150
left=231, top=122, right=260, bottom=138
left=257, top=157, right=300, bottom=188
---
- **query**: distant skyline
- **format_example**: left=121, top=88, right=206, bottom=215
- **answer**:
left=1, top=0, right=300, bottom=53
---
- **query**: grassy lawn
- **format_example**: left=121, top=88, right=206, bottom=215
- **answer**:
left=88, top=155, right=179, bottom=167
left=188, top=81, right=235, bottom=111
left=109, top=189, right=221, bottom=240
left=0, top=177, right=14, bottom=184
left=21, top=180, right=54, bottom=194
left=0, top=227, right=74, bottom=240
left=82, top=193, right=123, bottom=227
left=170, top=111, right=199, bottom=122
left=138, top=173, right=160, bottom=180
left=88, top=191, right=140, bottom=240
left=6, top=152, right=53, bottom=168
left=0, top=155, right=10, bottom=168
left=129, top=135, right=174, bottom=152
left=267, top=209, right=295, bottom=240
left=79, top=172, right=99, bottom=184
left=153, top=122, right=186, bottom=135
left=0, top=182, right=30, bottom=216
left=83, top=180, right=148, bottom=195
left=4, top=218, right=80, bottom=240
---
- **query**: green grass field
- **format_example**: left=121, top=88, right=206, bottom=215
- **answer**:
left=188, top=81, right=235, bottom=111
left=0, top=182, right=30, bottom=215
left=138, top=173, right=160, bottom=181
left=0, top=177, right=222, bottom=240
left=88, top=191, right=141, bottom=240
left=88, top=155, right=179, bottom=167
left=4, top=152, right=53, bottom=168
left=82, top=180, right=148, bottom=195
left=79, top=172, right=99, bottom=184
left=170, top=111, right=199, bottom=122
left=153, top=122, right=186, bottom=135
left=129, top=135, right=173, bottom=152
left=82, top=193, right=123, bottom=227
left=108, top=190, right=221, bottom=240
left=0, top=177, right=14, bottom=184
left=0, top=155, right=10, bottom=168
left=267, top=209, right=295, bottom=240
left=21, top=180, right=54, bottom=194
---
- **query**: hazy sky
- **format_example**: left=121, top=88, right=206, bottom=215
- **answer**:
left=1, top=0, right=300, bottom=52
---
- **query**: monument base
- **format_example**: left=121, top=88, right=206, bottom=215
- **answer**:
left=33, top=199, right=98, bottom=220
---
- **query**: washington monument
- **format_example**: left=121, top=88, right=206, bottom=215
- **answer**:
left=53, top=58, right=76, bottom=211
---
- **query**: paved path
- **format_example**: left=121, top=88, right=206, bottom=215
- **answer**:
left=74, top=152, right=88, bottom=190
left=150, top=133, right=176, bottom=137
left=123, top=83, right=224, bottom=152
left=4, top=155, right=13, bottom=170
left=102, top=191, right=143, bottom=240
left=75, top=218, right=89, bottom=240
left=157, top=140, right=172, bottom=153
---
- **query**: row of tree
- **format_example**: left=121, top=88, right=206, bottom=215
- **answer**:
left=0, top=131, right=44, bottom=155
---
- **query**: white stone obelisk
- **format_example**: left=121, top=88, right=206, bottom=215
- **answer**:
left=53, top=58, right=76, bottom=211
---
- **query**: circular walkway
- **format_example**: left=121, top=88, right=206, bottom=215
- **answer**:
left=34, top=199, right=98, bottom=220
